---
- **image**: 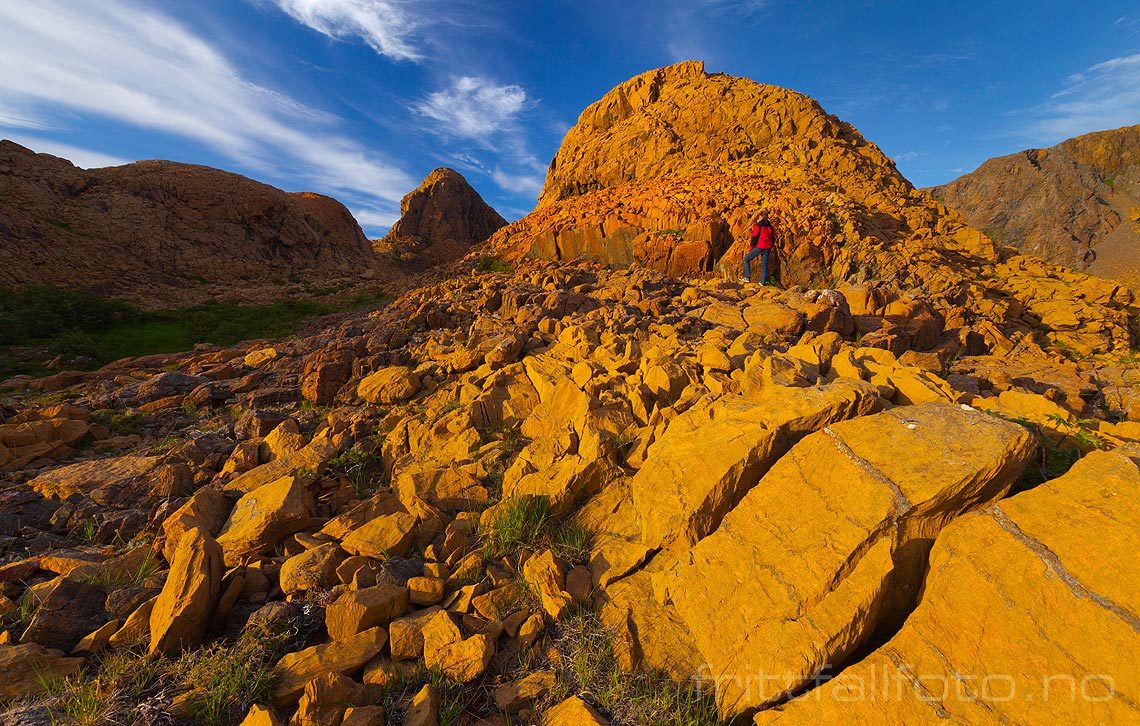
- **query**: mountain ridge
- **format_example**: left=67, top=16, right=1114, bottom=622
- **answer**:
left=929, top=124, right=1140, bottom=286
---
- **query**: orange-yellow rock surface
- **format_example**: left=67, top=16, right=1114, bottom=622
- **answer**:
left=757, top=446, right=1140, bottom=724
left=489, top=62, right=1137, bottom=357
left=1, top=61, right=1138, bottom=726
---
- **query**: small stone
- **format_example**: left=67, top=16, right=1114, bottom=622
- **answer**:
left=238, top=704, right=282, bottom=725
left=542, top=696, right=607, bottom=725
left=404, top=684, right=440, bottom=726
left=494, top=671, right=557, bottom=712
left=406, top=576, right=445, bottom=606
left=326, top=584, right=410, bottom=640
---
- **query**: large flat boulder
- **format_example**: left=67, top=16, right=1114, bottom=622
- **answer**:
left=588, top=380, right=881, bottom=586
left=216, top=475, right=315, bottom=566
left=603, top=403, right=1035, bottom=719
left=756, top=446, right=1140, bottom=724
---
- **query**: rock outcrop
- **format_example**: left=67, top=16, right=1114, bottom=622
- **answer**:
left=758, top=445, right=1140, bottom=724
left=597, top=403, right=1035, bottom=718
left=489, top=62, right=1138, bottom=358
left=376, top=167, right=506, bottom=261
left=930, top=124, right=1140, bottom=285
left=0, top=140, right=373, bottom=305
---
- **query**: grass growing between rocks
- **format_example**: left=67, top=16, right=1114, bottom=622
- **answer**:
left=328, top=447, right=383, bottom=499
left=1006, top=414, right=1107, bottom=491
left=376, top=666, right=470, bottom=725
left=473, top=255, right=513, bottom=274
left=38, top=647, right=162, bottom=726
left=165, top=614, right=296, bottom=726
left=483, top=496, right=554, bottom=556
left=481, top=496, right=594, bottom=565
left=544, top=607, right=721, bottom=726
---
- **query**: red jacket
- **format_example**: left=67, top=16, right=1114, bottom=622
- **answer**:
left=751, top=223, right=775, bottom=250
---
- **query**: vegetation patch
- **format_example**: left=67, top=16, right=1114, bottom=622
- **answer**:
left=0, top=286, right=387, bottom=379
left=474, top=255, right=513, bottom=274
left=39, top=647, right=163, bottom=726
left=544, top=607, right=720, bottom=725
left=165, top=613, right=296, bottom=726
left=1007, top=414, right=1107, bottom=490
left=328, top=446, right=383, bottom=499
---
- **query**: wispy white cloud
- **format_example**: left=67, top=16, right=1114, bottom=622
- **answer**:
left=1014, top=53, right=1140, bottom=143
left=0, top=105, right=55, bottom=131
left=352, top=207, right=401, bottom=230
left=698, top=0, right=767, bottom=16
left=893, top=151, right=926, bottom=162
left=665, top=0, right=769, bottom=61
left=3, top=133, right=130, bottom=168
left=491, top=166, right=544, bottom=197
left=264, top=0, right=426, bottom=62
left=0, top=0, right=412, bottom=209
left=415, top=77, right=528, bottom=140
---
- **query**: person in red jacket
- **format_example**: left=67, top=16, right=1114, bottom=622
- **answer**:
left=742, top=213, right=776, bottom=284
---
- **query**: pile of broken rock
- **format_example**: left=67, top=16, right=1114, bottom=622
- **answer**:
left=0, top=258, right=1136, bottom=723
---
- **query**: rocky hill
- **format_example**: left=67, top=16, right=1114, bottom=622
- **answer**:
left=492, top=62, right=1137, bottom=360
left=0, top=65, right=1138, bottom=725
left=930, top=124, right=1140, bottom=286
left=376, top=168, right=506, bottom=260
left=0, top=141, right=375, bottom=306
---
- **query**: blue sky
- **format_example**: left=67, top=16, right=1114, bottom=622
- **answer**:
left=1, top=1, right=1138, bottom=237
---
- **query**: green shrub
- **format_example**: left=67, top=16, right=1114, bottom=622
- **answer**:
left=474, top=255, right=513, bottom=274
left=0, top=286, right=138, bottom=345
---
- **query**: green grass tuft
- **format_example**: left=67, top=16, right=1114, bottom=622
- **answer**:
left=328, top=447, right=382, bottom=499
left=483, top=496, right=554, bottom=557
left=473, top=255, right=513, bottom=274
left=166, top=615, right=295, bottom=726
left=545, top=607, right=720, bottom=725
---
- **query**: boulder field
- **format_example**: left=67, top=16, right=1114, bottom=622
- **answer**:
left=0, top=63, right=1138, bottom=724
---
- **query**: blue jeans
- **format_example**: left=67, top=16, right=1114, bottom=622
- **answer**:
left=743, top=247, right=770, bottom=282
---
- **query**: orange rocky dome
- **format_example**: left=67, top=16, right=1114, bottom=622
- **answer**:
left=488, top=62, right=1137, bottom=357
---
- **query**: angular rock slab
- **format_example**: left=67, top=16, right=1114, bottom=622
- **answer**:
left=216, top=475, right=315, bottom=566
left=755, top=446, right=1140, bottom=724
left=588, top=380, right=881, bottom=587
left=149, top=527, right=223, bottom=656
left=605, top=403, right=1034, bottom=719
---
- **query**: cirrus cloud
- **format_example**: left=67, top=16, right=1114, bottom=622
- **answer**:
left=263, top=0, right=426, bottom=61
left=0, top=0, right=412, bottom=223
left=415, top=77, right=529, bottom=140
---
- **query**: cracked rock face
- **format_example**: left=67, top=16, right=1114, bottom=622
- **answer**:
left=757, top=445, right=1140, bottom=724
left=597, top=402, right=1035, bottom=719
